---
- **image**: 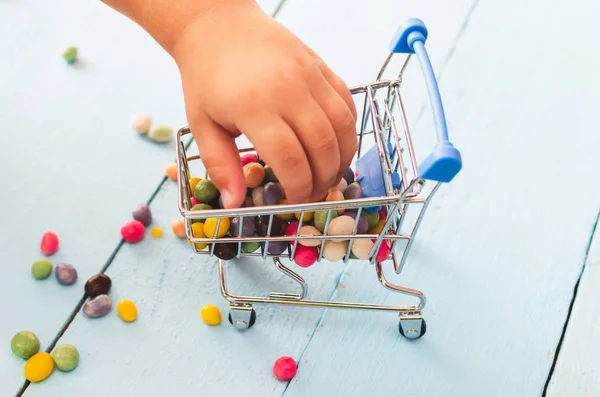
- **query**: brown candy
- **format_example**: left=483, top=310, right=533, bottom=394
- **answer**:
left=84, top=274, right=112, bottom=297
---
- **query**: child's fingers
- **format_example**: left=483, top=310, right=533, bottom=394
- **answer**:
left=191, top=116, right=246, bottom=209
left=239, top=115, right=313, bottom=205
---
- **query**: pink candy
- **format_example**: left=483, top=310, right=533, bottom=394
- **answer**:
left=375, top=239, right=392, bottom=262
left=240, top=153, right=259, bottom=167
left=293, top=244, right=318, bottom=268
left=40, top=231, right=59, bottom=256
left=285, top=221, right=299, bottom=237
left=273, top=356, right=297, bottom=381
left=190, top=197, right=199, bottom=207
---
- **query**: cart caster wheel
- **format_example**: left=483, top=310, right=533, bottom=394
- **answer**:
left=398, top=317, right=426, bottom=340
left=228, top=307, right=257, bottom=331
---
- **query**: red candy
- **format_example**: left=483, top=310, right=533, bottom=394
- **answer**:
left=378, top=208, right=387, bottom=220
left=240, top=153, right=259, bottom=167
left=285, top=221, right=299, bottom=237
left=190, top=197, right=199, bottom=207
left=40, top=231, right=59, bottom=256
left=375, top=239, right=392, bottom=262
left=273, top=356, right=297, bottom=381
left=121, top=220, right=145, bottom=243
left=293, top=245, right=318, bottom=268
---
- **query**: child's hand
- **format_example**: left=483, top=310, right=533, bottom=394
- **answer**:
left=171, top=3, right=357, bottom=208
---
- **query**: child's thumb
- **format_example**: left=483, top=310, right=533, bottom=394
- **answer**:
left=191, top=118, right=246, bottom=209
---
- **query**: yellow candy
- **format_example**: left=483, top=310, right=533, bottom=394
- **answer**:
left=189, top=177, right=202, bottom=192
left=276, top=200, right=294, bottom=220
left=150, top=227, right=163, bottom=238
left=189, top=222, right=208, bottom=250
left=200, top=304, right=222, bottom=326
left=294, top=211, right=314, bottom=222
left=24, top=352, right=54, bottom=383
left=369, top=219, right=387, bottom=235
left=117, top=300, right=138, bottom=322
left=203, top=218, right=230, bottom=238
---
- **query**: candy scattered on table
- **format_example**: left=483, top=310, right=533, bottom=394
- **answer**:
left=55, top=263, right=78, bottom=285
left=200, top=304, right=222, bottom=326
left=85, top=274, right=112, bottom=297
left=117, top=300, right=138, bottom=322
left=31, top=259, right=53, bottom=280
left=132, top=203, right=152, bottom=227
left=165, top=163, right=178, bottom=181
left=11, top=331, right=40, bottom=360
left=148, top=124, right=173, bottom=143
left=52, top=344, right=79, bottom=372
left=150, top=227, right=163, bottom=238
left=121, top=219, right=146, bottom=243
left=40, top=231, right=59, bottom=256
left=273, top=356, right=297, bottom=381
left=24, top=352, right=54, bottom=383
left=83, top=294, right=112, bottom=318
left=62, top=46, right=78, bottom=64
left=130, top=112, right=152, bottom=134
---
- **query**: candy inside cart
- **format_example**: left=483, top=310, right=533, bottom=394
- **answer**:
left=175, top=18, right=462, bottom=340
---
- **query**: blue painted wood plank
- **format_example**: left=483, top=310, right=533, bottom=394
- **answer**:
left=0, top=0, right=281, bottom=394
left=280, top=0, right=600, bottom=396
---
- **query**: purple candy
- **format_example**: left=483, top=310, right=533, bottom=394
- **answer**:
left=231, top=216, right=256, bottom=237
left=343, top=168, right=355, bottom=184
left=132, top=204, right=152, bottom=227
left=263, top=182, right=282, bottom=206
left=345, top=211, right=369, bottom=234
left=264, top=240, right=288, bottom=255
left=344, top=182, right=363, bottom=200
left=257, top=215, right=282, bottom=237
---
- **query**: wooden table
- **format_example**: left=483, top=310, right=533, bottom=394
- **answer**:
left=2, top=0, right=599, bottom=396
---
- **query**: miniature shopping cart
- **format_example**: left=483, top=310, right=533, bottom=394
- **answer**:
left=176, top=18, right=462, bottom=339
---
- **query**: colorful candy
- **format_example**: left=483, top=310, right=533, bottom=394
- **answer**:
left=121, top=220, right=145, bottom=243
left=344, top=182, right=363, bottom=200
left=252, top=186, right=265, bottom=207
left=194, top=180, right=219, bottom=204
left=369, top=219, right=387, bottom=234
left=117, top=300, right=138, bottom=322
left=242, top=235, right=261, bottom=253
left=24, top=352, right=54, bottom=383
left=213, top=243, right=238, bottom=260
left=293, top=245, right=318, bottom=267
left=171, top=219, right=186, bottom=238
left=11, top=331, right=40, bottom=360
left=52, top=344, right=79, bottom=372
left=190, top=222, right=208, bottom=250
left=265, top=240, right=288, bottom=255
left=55, top=263, right=77, bottom=285
left=337, top=178, right=348, bottom=193
left=273, top=356, right=297, bottom=381
left=343, top=168, right=355, bottom=184
left=322, top=240, right=349, bottom=262
left=83, top=294, right=112, bottom=318
left=326, top=189, right=345, bottom=215
left=200, top=304, right=222, bottom=325
left=189, top=177, right=202, bottom=192
left=231, top=217, right=256, bottom=238
left=190, top=197, right=200, bottom=207
left=362, top=210, right=380, bottom=229
left=350, top=239, right=374, bottom=259
left=243, top=162, right=265, bottom=188
left=165, top=163, right=178, bottom=181
left=264, top=165, right=278, bottom=182
left=375, top=240, right=392, bottom=262
left=345, top=211, right=369, bottom=234
left=84, top=274, right=112, bottom=297
left=31, top=259, right=53, bottom=280
left=257, top=215, right=281, bottom=236
left=40, top=231, right=59, bottom=256
left=130, top=112, right=151, bottom=134
left=132, top=203, right=152, bottom=227
left=275, top=200, right=294, bottom=220
left=203, top=217, right=230, bottom=238
left=263, top=182, right=282, bottom=206
left=150, top=227, right=163, bottom=238
left=327, top=215, right=356, bottom=242
left=148, top=124, right=173, bottom=143
left=314, top=210, right=338, bottom=232
left=62, top=46, right=78, bottom=64
left=294, top=210, right=314, bottom=222
left=240, top=153, right=259, bottom=167
left=297, top=225, right=322, bottom=247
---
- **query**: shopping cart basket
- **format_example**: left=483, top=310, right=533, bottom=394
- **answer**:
left=176, top=18, right=462, bottom=339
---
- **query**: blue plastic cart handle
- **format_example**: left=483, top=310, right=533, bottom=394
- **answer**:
left=389, top=18, right=462, bottom=183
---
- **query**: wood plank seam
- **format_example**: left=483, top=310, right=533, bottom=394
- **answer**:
left=541, top=210, right=600, bottom=397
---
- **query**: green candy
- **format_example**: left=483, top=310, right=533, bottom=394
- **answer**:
left=31, top=259, right=53, bottom=280
left=362, top=211, right=380, bottom=229
left=62, top=46, right=78, bottom=64
left=11, top=331, right=40, bottom=359
left=190, top=203, right=213, bottom=224
left=242, top=234, right=261, bottom=253
left=52, top=344, right=79, bottom=372
left=193, top=180, right=219, bottom=204
left=147, top=124, right=173, bottom=143
left=263, top=165, right=278, bottom=183
left=314, top=210, right=338, bottom=232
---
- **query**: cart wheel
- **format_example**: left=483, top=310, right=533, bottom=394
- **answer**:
left=398, top=317, right=426, bottom=340
left=228, top=307, right=257, bottom=331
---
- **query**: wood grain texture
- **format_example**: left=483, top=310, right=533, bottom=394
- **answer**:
left=279, top=0, right=600, bottom=396
left=546, top=214, right=600, bottom=396
left=0, top=0, right=280, bottom=395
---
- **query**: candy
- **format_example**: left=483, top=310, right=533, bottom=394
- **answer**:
left=337, top=178, right=348, bottom=193
left=243, top=163, right=265, bottom=188
left=189, top=222, right=208, bottom=250
left=40, top=231, right=59, bottom=256
left=362, top=211, right=380, bottom=229
left=265, top=240, right=288, bottom=255
left=190, top=197, right=200, bottom=207
left=322, top=240, right=349, bottom=262
left=55, top=263, right=77, bottom=285
left=62, top=46, right=78, bottom=64
left=240, top=153, right=259, bottom=167
left=263, top=182, right=282, bottom=206
left=83, top=294, right=112, bottom=318
left=204, top=217, right=230, bottom=238
left=130, top=112, right=151, bottom=134
left=194, top=180, right=219, bottom=204
left=326, top=189, right=345, bottom=214
left=369, top=219, right=387, bottom=235
left=375, top=240, right=392, bottom=262
left=24, top=352, right=54, bottom=383
left=52, top=344, right=79, bottom=372
left=191, top=203, right=212, bottom=211
left=165, top=163, right=178, bottom=181
left=276, top=200, right=294, bottom=220
left=326, top=215, right=356, bottom=242
left=11, top=331, right=40, bottom=360
left=350, top=239, right=375, bottom=259
left=148, top=124, right=173, bottom=143
left=314, top=210, right=338, bottom=232
left=273, top=356, right=297, bottom=381
left=257, top=215, right=281, bottom=236
left=244, top=197, right=254, bottom=207
left=285, top=221, right=299, bottom=237
left=264, top=165, right=278, bottom=182
left=379, top=208, right=387, bottom=220
left=31, top=259, right=53, bottom=280
left=213, top=243, right=238, bottom=260
left=189, top=177, right=202, bottom=192
left=344, top=182, right=363, bottom=200
left=117, top=299, right=138, bottom=322
left=252, top=186, right=265, bottom=207
left=343, top=168, right=355, bottom=184
left=150, top=227, right=163, bottom=238
left=294, top=210, right=314, bottom=222
left=293, top=245, right=318, bottom=267
left=171, top=219, right=186, bottom=238
left=345, top=211, right=369, bottom=234
left=297, top=225, right=322, bottom=247
left=200, top=304, right=222, bottom=325
left=121, top=220, right=145, bottom=243
left=231, top=217, right=256, bottom=237
left=132, top=203, right=152, bottom=227
left=85, top=274, right=111, bottom=297
left=242, top=235, right=261, bottom=253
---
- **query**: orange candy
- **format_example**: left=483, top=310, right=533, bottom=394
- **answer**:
left=165, top=163, right=178, bottom=181
left=171, top=219, right=186, bottom=238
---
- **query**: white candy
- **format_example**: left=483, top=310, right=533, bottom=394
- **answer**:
left=337, top=178, right=348, bottom=193
left=327, top=215, right=356, bottom=242
left=322, top=240, right=349, bottom=262
left=148, top=124, right=173, bottom=142
left=351, top=239, right=374, bottom=259
left=297, top=225, right=322, bottom=247
left=252, top=186, right=265, bottom=207
left=130, top=112, right=152, bottom=134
